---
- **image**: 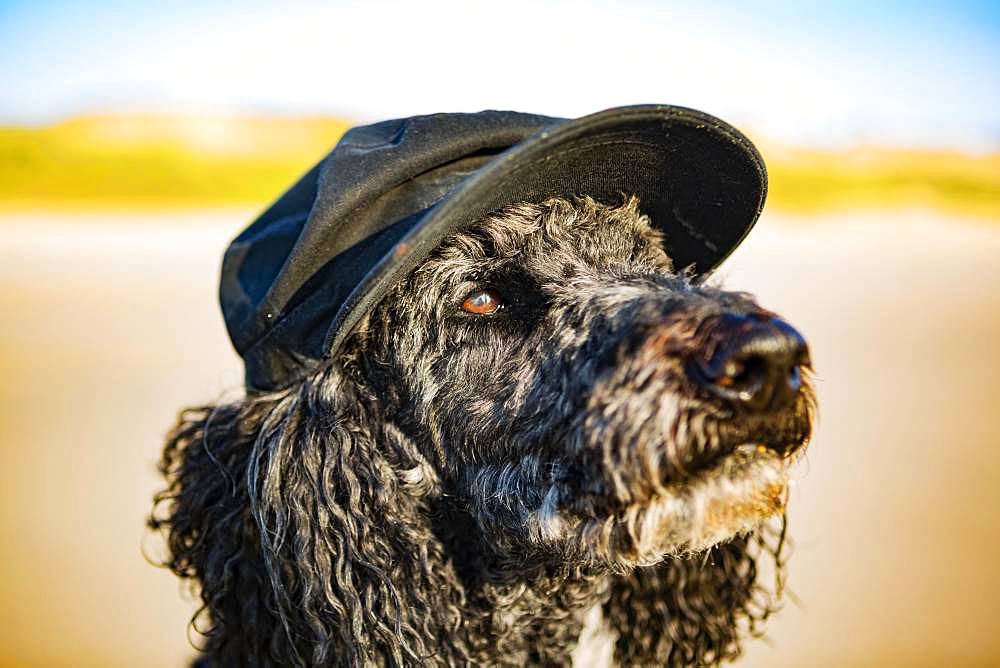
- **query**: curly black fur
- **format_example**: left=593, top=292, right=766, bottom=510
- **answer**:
left=150, top=196, right=814, bottom=666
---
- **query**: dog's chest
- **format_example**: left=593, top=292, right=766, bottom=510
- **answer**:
left=570, top=604, right=615, bottom=668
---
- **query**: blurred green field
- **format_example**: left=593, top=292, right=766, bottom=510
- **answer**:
left=0, top=114, right=350, bottom=209
left=1, top=114, right=998, bottom=217
left=762, top=141, right=1000, bottom=217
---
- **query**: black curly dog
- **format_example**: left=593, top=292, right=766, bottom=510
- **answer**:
left=151, top=196, right=815, bottom=666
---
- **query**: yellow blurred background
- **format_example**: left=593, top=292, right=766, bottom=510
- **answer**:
left=1, top=1, right=999, bottom=666
left=3, top=112, right=998, bottom=217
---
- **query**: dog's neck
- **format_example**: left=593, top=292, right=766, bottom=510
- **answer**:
left=423, top=492, right=612, bottom=664
left=371, top=418, right=609, bottom=663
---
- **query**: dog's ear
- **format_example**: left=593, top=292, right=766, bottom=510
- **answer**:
left=150, top=368, right=469, bottom=666
left=602, top=535, right=783, bottom=667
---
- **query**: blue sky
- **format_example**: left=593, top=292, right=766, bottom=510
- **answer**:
left=1, top=0, right=998, bottom=149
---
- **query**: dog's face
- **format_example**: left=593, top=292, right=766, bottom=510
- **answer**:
left=361, top=197, right=814, bottom=568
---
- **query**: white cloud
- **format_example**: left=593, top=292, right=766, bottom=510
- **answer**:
left=1, top=0, right=997, bottom=149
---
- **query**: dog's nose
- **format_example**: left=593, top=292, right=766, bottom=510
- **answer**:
left=690, top=315, right=809, bottom=412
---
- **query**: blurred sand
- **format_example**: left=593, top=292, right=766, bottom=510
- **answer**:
left=1, top=209, right=998, bottom=667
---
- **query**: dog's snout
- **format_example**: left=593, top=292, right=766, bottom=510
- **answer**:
left=690, top=315, right=809, bottom=412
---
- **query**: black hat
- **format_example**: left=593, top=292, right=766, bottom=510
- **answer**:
left=221, top=105, right=767, bottom=391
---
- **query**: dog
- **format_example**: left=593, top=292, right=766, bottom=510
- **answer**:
left=151, top=195, right=814, bottom=666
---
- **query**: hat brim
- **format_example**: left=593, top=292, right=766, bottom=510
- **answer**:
left=321, top=104, right=767, bottom=360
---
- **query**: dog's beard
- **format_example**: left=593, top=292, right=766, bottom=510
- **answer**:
left=515, top=448, right=793, bottom=570
left=552, top=446, right=792, bottom=566
left=465, top=364, right=811, bottom=569
left=467, top=427, right=800, bottom=570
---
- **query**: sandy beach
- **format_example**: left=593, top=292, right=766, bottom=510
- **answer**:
left=1, top=208, right=998, bottom=666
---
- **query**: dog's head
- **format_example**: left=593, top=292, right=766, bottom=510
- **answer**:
left=359, top=196, right=814, bottom=568
left=154, top=195, right=815, bottom=665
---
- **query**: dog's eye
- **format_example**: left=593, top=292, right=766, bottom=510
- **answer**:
left=461, top=289, right=502, bottom=315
